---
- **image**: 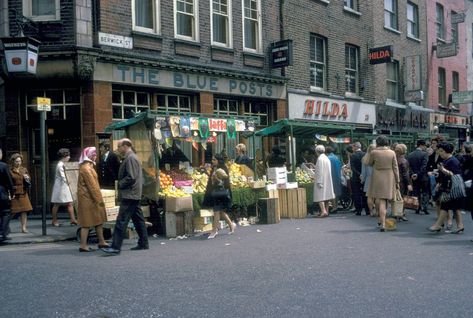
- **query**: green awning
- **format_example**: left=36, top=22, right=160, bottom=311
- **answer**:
left=104, top=112, right=148, bottom=132
left=255, top=119, right=355, bottom=138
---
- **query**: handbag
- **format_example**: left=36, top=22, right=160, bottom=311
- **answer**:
left=391, top=190, right=404, bottom=217
left=211, top=187, right=231, bottom=201
left=403, top=194, right=419, bottom=210
left=439, top=174, right=466, bottom=203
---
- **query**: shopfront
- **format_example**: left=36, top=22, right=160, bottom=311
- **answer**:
left=430, top=112, right=470, bottom=148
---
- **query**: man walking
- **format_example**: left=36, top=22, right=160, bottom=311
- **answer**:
left=102, top=138, right=149, bottom=255
left=407, top=140, right=429, bottom=214
left=350, top=142, right=367, bottom=215
left=98, top=141, right=121, bottom=189
left=0, top=148, right=14, bottom=243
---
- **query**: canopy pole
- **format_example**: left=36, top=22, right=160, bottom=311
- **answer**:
left=252, top=133, right=257, bottom=178
left=289, top=124, right=296, bottom=173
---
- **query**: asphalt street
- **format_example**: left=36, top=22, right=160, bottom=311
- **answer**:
left=1, top=210, right=473, bottom=318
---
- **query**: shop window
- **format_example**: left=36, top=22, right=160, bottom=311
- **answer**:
left=310, top=34, right=327, bottom=90
left=386, top=61, right=399, bottom=101
left=25, top=89, right=80, bottom=121
left=112, top=90, right=150, bottom=120
left=133, top=0, right=160, bottom=34
left=23, top=0, right=60, bottom=21
left=436, top=3, right=445, bottom=40
left=211, top=0, right=232, bottom=47
left=242, top=0, right=261, bottom=52
left=175, top=0, right=198, bottom=41
left=345, top=44, right=359, bottom=95
left=407, top=2, right=419, bottom=39
left=438, top=67, right=446, bottom=106
left=156, top=94, right=191, bottom=113
left=384, top=0, right=398, bottom=30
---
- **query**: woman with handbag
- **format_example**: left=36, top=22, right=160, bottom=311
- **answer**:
left=9, top=153, right=33, bottom=233
left=428, top=142, right=466, bottom=234
left=367, top=135, right=400, bottom=232
left=203, top=154, right=236, bottom=239
left=394, top=144, right=413, bottom=222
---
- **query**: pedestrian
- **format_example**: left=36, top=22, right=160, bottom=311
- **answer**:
left=102, top=138, right=149, bottom=255
left=461, top=143, right=473, bottom=215
left=428, top=142, right=466, bottom=234
left=202, top=154, right=236, bottom=239
left=312, top=145, right=335, bottom=217
left=76, top=147, right=109, bottom=252
left=395, top=143, right=412, bottom=222
left=407, top=140, right=429, bottom=215
left=234, top=143, right=252, bottom=169
left=350, top=142, right=367, bottom=215
left=427, top=136, right=445, bottom=216
left=367, top=135, right=400, bottom=232
left=360, top=144, right=375, bottom=216
left=0, top=148, right=14, bottom=243
left=50, top=148, right=78, bottom=227
left=9, top=153, right=33, bottom=233
left=98, top=141, right=121, bottom=189
left=326, top=146, right=342, bottom=213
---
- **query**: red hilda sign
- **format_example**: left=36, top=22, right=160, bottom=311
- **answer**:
left=303, top=99, right=348, bottom=119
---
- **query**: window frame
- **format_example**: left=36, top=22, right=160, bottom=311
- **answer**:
left=174, top=0, right=200, bottom=41
left=406, top=1, right=419, bottom=39
left=112, top=90, right=151, bottom=120
left=384, top=0, right=398, bottom=30
left=436, top=3, right=445, bottom=40
left=242, top=0, right=262, bottom=53
left=438, top=67, right=446, bottom=106
left=344, top=0, right=358, bottom=11
left=345, top=44, right=359, bottom=95
left=156, top=93, right=192, bottom=113
left=25, top=89, right=80, bottom=121
left=309, top=34, right=327, bottom=90
left=132, top=0, right=161, bottom=34
left=23, top=0, right=60, bottom=21
left=386, top=61, right=400, bottom=102
left=211, top=0, right=233, bottom=48
left=451, top=10, right=458, bottom=45
left=452, top=71, right=459, bottom=93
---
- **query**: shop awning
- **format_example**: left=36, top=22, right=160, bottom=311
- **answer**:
left=105, top=112, right=148, bottom=132
left=255, top=119, right=355, bottom=138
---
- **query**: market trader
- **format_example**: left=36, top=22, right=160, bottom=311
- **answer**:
left=101, top=138, right=149, bottom=255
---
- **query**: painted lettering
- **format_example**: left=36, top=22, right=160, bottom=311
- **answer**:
left=315, top=101, right=322, bottom=115
left=331, top=102, right=340, bottom=116
left=258, top=83, right=265, bottom=96
left=249, top=82, right=256, bottom=95
left=174, top=73, right=184, bottom=87
left=340, top=104, right=348, bottom=118
left=369, top=50, right=391, bottom=60
left=186, top=74, right=196, bottom=89
left=210, top=77, right=218, bottom=91
left=266, top=85, right=272, bottom=97
left=117, top=65, right=129, bottom=81
left=229, top=80, right=237, bottom=92
left=149, top=69, right=159, bottom=85
left=133, top=68, right=145, bottom=83
left=197, top=76, right=207, bottom=89
left=322, top=102, right=331, bottom=116
left=304, top=100, right=315, bottom=115
left=239, top=82, right=248, bottom=94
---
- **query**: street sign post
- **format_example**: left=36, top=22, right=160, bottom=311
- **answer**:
left=452, top=91, right=473, bottom=104
left=36, top=97, right=51, bottom=111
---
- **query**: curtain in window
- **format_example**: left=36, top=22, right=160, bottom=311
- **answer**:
left=32, top=0, right=55, bottom=16
left=135, top=0, right=153, bottom=29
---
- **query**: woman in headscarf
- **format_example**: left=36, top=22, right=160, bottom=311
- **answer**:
left=77, top=147, right=109, bottom=252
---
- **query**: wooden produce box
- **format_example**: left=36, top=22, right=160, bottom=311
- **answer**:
left=258, top=198, right=280, bottom=224
left=267, top=189, right=279, bottom=199
left=165, top=210, right=193, bottom=238
left=166, top=196, right=193, bottom=212
left=105, top=206, right=120, bottom=221
left=100, top=189, right=116, bottom=209
left=193, top=216, right=213, bottom=232
left=278, top=188, right=307, bottom=218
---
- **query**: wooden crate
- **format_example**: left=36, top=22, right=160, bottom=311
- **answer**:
left=105, top=206, right=120, bottom=221
left=258, top=198, right=280, bottom=224
left=267, top=189, right=279, bottom=199
left=165, top=211, right=193, bottom=238
left=278, top=188, right=307, bottom=219
left=193, top=216, right=213, bottom=232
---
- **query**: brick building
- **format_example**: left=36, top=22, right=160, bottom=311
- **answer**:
left=0, top=0, right=286, bottom=210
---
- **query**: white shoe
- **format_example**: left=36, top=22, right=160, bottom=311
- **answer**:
left=228, top=223, right=237, bottom=235
left=208, top=231, right=218, bottom=239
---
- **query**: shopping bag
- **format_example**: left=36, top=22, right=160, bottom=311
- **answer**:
left=403, top=195, right=419, bottom=210
left=391, top=190, right=404, bottom=217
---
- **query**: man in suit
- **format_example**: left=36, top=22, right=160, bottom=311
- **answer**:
left=350, top=142, right=367, bottom=215
left=0, top=148, right=14, bottom=243
left=407, top=140, right=429, bottom=214
left=98, top=141, right=121, bottom=189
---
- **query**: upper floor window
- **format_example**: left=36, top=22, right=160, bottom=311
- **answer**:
left=242, top=0, right=261, bottom=52
left=112, top=90, right=150, bottom=120
left=386, top=61, right=399, bottom=101
left=133, top=0, right=160, bottom=34
left=438, top=68, right=446, bottom=106
left=23, top=0, right=60, bottom=21
left=452, top=71, right=459, bottom=93
left=436, top=3, right=445, bottom=40
left=156, top=94, right=192, bottom=113
left=384, top=0, right=398, bottom=30
left=407, top=2, right=419, bottom=39
left=175, top=0, right=199, bottom=41
left=211, top=0, right=232, bottom=47
left=451, top=11, right=458, bottom=44
left=344, top=0, right=358, bottom=11
left=310, top=34, right=327, bottom=90
left=345, top=45, right=359, bottom=94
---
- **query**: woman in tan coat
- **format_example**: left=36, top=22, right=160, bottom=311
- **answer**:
left=77, top=147, right=109, bottom=252
left=367, top=135, right=400, bottom=232
left=9, top=153, right=33, bottom=233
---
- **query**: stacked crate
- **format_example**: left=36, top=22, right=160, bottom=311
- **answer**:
left=278, top=188, right=307, bottom=218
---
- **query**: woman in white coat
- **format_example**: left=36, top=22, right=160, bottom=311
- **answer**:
left=313, top=145, right=335, bottom=217
left=50, top=148, right=78, bottom=226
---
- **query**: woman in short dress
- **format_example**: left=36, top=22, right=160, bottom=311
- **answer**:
left=9, top=153, right=33, bottom=233
left=50, top=148, right=78, bottom=226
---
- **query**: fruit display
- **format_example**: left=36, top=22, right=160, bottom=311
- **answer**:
left=159, top=171, right=173, bottom=189
left=168, top=170, right=193, bottom=182
left=191, top=170, right=209, bottom=193
left=228, top=163, right=249, bottom=188
left=295, top=167, right=314, bottom=184
left=158, top=186, right=190, bottom=198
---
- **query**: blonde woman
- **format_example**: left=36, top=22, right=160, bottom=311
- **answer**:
left=9, top=153, right=33, bottom=233
left=360, top=144, right=375, bottom=216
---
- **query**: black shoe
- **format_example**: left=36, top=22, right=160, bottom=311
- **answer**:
left=423, top=210, right=430, bottom=215
left=79, top=247, right=96, bottom=252
left=1, top=236, right=11, bottom=241
left=101, top=247, right=121, bottom=255
left=415, top=209, right=420, bottom=214
left=355, top=211, right=361, bottom=216
left=130, top=245, right=149, bottom=251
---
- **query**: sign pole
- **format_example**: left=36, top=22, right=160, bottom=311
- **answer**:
left=40, top=110, right=47, bottom=235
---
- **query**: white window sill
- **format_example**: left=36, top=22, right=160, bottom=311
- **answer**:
left=211, top=42, right=233, bottom=49
left=343, top=7, right=361, bottom=16
left=309, top=87, right=330, bottom=95
left=315, top=0, right=330, bottom=4
left=345, top=92, right=361, bottom=99
left=28, top=16, right=60, bottom=22
left=436, top=37, right=446, bottom=43
left=407, top=35, right=421, bottom=43
left=383, top=26, right=401, bottom=35
left=175, top=34, right=199, bottom=43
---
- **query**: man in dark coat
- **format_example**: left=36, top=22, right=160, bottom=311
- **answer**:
left=98, top=142, right=121, bottom=189
left=0, top=148, right=14, bottom=243
left=350, top=142, right=367, bottom=215
left=407, top=139, right=429, bottom=214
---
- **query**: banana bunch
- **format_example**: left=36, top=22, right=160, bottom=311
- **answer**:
left=227, top=163, right=247, bottom=188
left=191, top=170, right=209, bottom=193
left=159, top=187, right=190, bottom=198
left=295, top=167, right=313, bottom=184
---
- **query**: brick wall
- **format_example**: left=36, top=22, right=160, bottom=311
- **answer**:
left=82, top=81, right=112, bottom=147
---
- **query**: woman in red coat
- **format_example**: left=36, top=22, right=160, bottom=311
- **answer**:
left=9, top=153, right=33, bottom=233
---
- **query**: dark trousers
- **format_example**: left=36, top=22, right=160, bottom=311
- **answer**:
left=351, top=179, right=367, bottom=212
left=112, top=199, right=149, bottom=250
left=412, top=178, right=429, bottom=212
left=0, top=207, right=11, bottom=239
